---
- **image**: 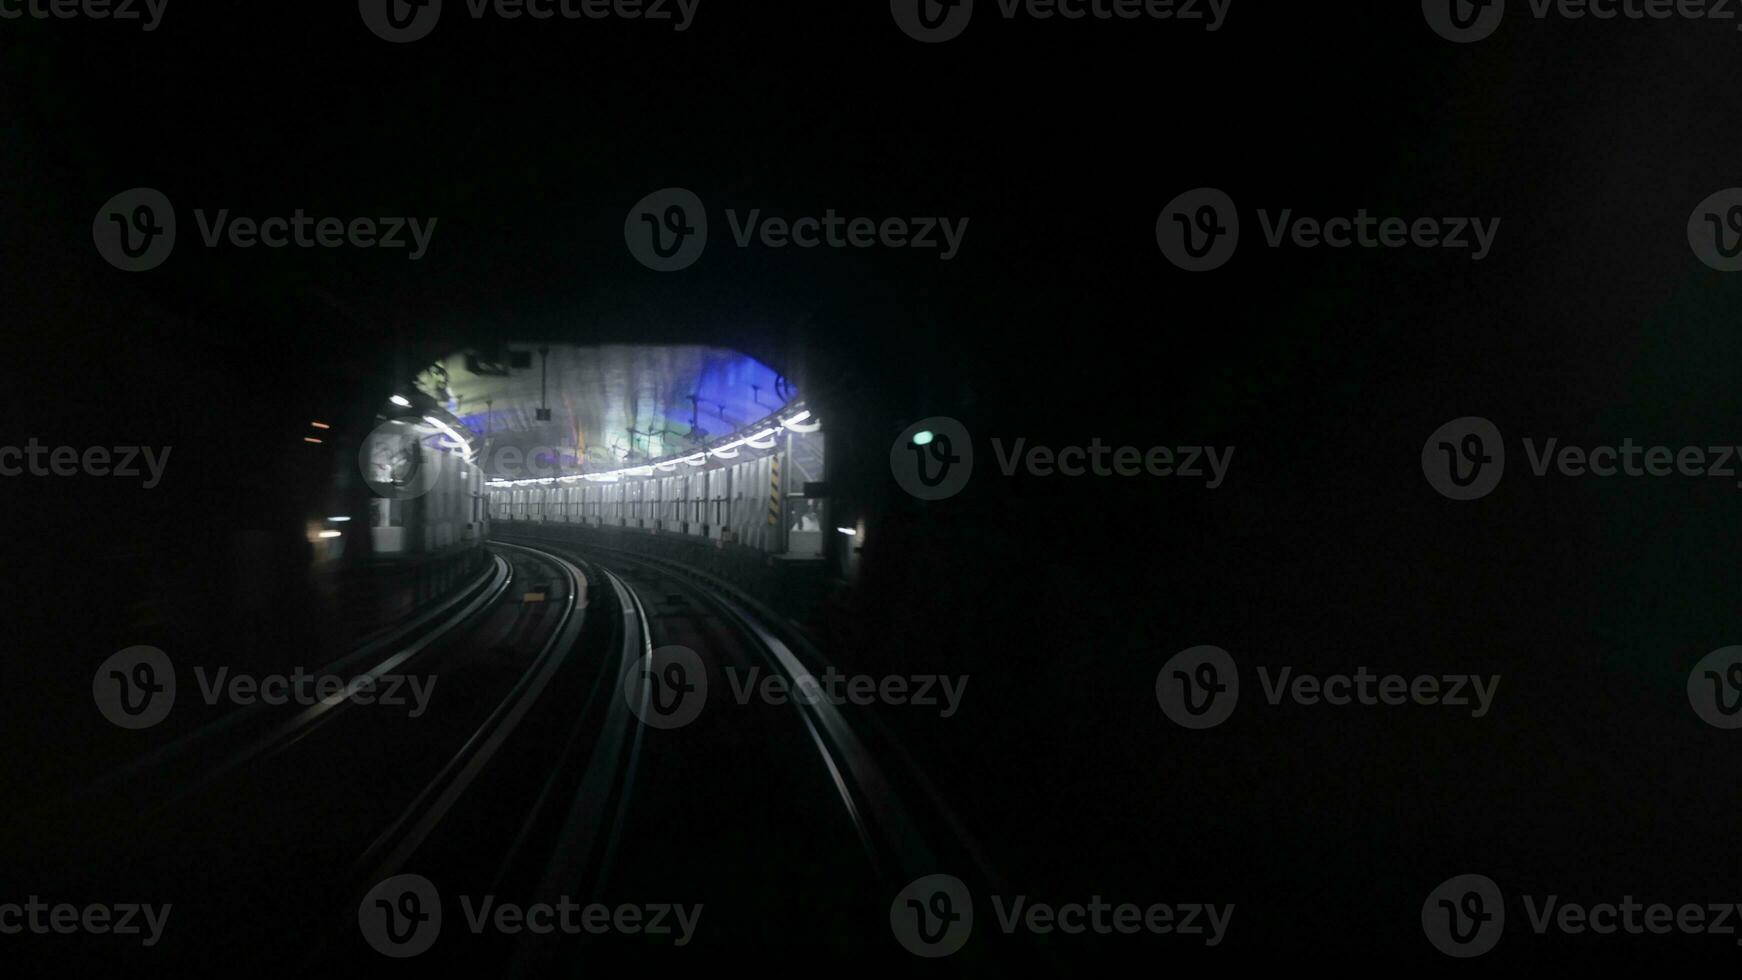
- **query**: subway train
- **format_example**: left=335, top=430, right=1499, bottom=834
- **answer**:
left=358, top=417, right=488, bottom=558
left=485, top=411, right=827, bottom=559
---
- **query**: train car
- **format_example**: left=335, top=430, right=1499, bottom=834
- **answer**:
left=360, top=420, right=487, bottom=557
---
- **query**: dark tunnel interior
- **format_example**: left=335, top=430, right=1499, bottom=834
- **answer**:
left=9, top=1, right=1742, bottom=971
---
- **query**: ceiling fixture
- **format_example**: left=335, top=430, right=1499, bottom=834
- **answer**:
left=782, top=410, right=820, bottom=434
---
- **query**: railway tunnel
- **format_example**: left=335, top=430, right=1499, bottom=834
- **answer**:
left=14, top=322, right=1007, bottom=971
left=331, top=342, right=858, bottom=630
left=22, top=1, right=1742, bottom=969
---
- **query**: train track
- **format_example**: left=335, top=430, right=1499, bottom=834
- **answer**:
left=491, top=536, right=977, bottom=945
left=27, top=536, right=988, bottom=967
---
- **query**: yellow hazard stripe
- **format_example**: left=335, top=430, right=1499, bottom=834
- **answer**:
left=767, top=456, right=781, bottom=525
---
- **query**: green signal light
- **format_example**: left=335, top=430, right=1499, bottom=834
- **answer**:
left=912, top=430, right=935, bottom=446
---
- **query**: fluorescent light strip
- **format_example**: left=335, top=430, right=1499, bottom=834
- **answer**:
left=484, top=409, right=817, bottom=487
left=422, top=416, right=476, bottom=462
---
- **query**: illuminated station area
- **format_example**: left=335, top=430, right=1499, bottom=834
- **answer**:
left=355, top=344, right=836, bottom=591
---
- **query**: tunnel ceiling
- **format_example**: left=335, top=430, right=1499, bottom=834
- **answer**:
left=415, top=344, right=797, bottom=476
